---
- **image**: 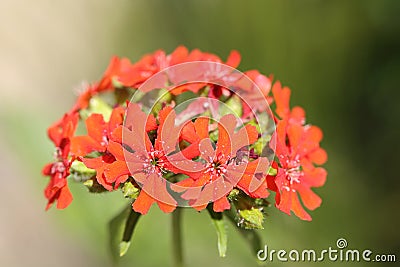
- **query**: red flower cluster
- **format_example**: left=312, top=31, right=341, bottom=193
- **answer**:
left=43, top=46, right=327, bottom=221
left=270, top=82, right=327, bottom=221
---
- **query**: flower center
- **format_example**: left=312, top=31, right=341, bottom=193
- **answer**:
left=205, top=156, right=228, bottom=177
left=142, top=150, right=166, bottom=174
left=53, top=147, right=62, bottom=161
left=51, top=161, right=66, bottom=174
left=282, top=157, right=303, bottom=192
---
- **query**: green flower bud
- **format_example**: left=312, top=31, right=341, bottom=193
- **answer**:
left=237, top=208, right=264, bottom=230
left=122, top=182, right=140, bottom=199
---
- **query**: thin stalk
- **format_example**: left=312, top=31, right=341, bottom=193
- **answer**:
left=172, top=207, right=184, bottom=267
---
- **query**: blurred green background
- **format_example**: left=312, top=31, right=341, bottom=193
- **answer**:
left=1, top=0, right=399, bottom=266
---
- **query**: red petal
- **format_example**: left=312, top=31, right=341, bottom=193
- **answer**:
left=56, top=185, right=73, bottom=209
left=291, top=193, right=312, bottom=221
left=194, top=117, right=209, bottom=139
left=272, top=81, right=291, bottom=119
left=145, top=114, right=158, bottom=132
left=180, top=122, right=198, bottom=143
left=225, top=50, right=241, bottom=68
left=168, top=45, right=189, bottom=65
left=298, top=185, right=322, bottom=211
left=107, top=140, right=125, bottom=161
left=306, top=125, right=323, bottom=143
left=156, top=106, right=180, bottom=155
left=308, top=147, right=328, bottom=165
left=276, top=187, right=291, bottom=215
left=270, top=120, right=289, bottom=157
left=216, top=114, right=237, bottom=156
left=104, top=160, right=130, bottom=183
left=81, top=156, right=104, bottom=170
left=213, top=197, right=231, bottom=212
left=70, top=136, right=104, bottom=156
left=108, top=107, right=125, bottom=134
left=86, top=114, right=107, bottom=144
left=231, top=124, right=258, bottom=154
left=199, top=138, right=215, bottom=161
left=42, top=163, right=53, bottom=176
left=287, top=124, right=303, bottom=151
left=303, top=167, right=327, bottom=187
left=125, top=103, right=153, bottom=151
left=290, top=106, right=306, bottom=125
left=132, top=190, right=154, bottom=215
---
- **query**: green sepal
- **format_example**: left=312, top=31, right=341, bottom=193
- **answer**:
left=70, top=160, right=96, bottom=183
left=70, top=161, right=96, bottom=176
left=112, top=77, right=124, bottom=89
left=83, top=179, right=93, bottom=187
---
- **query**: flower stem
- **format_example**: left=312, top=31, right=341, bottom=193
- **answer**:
left=172, top=207, right=184, bottom=267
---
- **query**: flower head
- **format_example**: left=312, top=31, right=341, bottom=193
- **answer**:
left=42, top=112, right=78, bottom=210
left=105, top=104, right=199, bottom=214
left=174, top=115, right=270, bottom=212
left=271, top=119, right=327, bottom=220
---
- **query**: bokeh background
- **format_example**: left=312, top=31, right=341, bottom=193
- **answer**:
left=1, top=0, right=399, bottom=266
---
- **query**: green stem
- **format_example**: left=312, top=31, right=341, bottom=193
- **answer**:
left=172, top=208, right=184, bottom=267
left=123, top=208, right=141, bottom=243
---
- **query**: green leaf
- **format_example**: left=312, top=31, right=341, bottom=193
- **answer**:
left=206, top=205, right=228, bottom=257
left=109, top=205, right=141, bottom=263
left=224, top=207, right=263, bottom=256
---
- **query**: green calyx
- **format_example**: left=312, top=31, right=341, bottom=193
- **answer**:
left=237, top=208, right=264, bottom=230
left=70, top=160, right=96, bottom=182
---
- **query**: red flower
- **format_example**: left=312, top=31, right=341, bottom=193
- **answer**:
left=71, top=106, right=157, bottom=190
left=117, top=46, right=190, bottom=88
left=42, top=112, right=79, bottom=210
left=139, top=47, right=241, bottom=95
left=238, top=70, right=274, bottom=118
left=174, top=115, right=269, bottom=212
left=271, top=119, right=327, bottom=221
left=105, top=104, right=199, bottom=214
left=271, top=81, right=305, bottom=125
left=70, top=107, right=126, bottom=156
